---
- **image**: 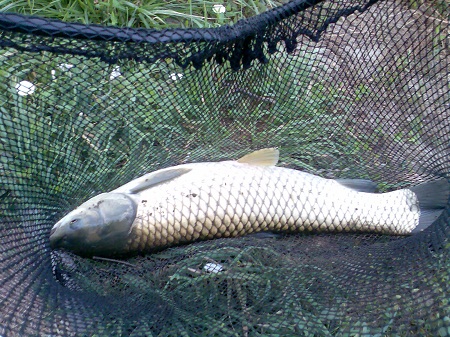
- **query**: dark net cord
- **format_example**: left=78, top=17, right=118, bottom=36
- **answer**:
left=0, top=0, right=378, bottom=69
left=0, top=0, right=449, bottom=335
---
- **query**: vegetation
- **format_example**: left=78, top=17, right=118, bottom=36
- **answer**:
left=0, top=0, right=288, bottom=29
left=1, top=39, right=368, bottom=217
left=51, top=234, right=447, bottom=336
left=0, top=1, right=448, bottom=336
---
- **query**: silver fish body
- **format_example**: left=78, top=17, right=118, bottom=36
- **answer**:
left=49, top=149, right=447, bottom=256
left=126, top=162, right=418, bottom=251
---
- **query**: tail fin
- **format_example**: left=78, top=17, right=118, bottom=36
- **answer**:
left=409, top=178, right=450, bottom=233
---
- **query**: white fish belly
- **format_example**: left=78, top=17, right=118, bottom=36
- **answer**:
left=126, top=162, right=419, bottom=251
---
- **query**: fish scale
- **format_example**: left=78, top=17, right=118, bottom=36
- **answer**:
left=125, top=160, right=418, bottom=253
left=49, top=148, right=448, bottom=257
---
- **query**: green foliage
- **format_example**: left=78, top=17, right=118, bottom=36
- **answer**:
left=51, top=235, right=445, bottom=336
left=1, top=2, right=448, bottom=336
left=0, top=0, right=288, bottom=28
left=0, top=44, right=364, bottom=217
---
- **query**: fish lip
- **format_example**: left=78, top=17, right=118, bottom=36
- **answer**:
left=49, top=233, right=60, bottom=248
left=49, top=224, right=65, bottom=249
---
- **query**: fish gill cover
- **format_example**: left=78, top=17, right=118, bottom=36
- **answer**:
left=0, top=0, right=449, bottom=336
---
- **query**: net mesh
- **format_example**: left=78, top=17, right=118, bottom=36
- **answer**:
left=0, top=0, right=449, bottom=335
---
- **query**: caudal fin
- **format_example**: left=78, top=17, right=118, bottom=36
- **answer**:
left=409, top=178, right=450, bottom=233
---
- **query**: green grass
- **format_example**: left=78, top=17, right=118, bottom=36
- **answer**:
left=0, top=42, right=367, bottom=215
left=0, top=33, right=380, bottom=336
left=49, top=235, right=447, bottom=336
left=0, top=1, right=448, bottom=336
left=0, top=0, right=288, bottom=29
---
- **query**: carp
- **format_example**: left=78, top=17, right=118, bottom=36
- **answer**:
left=49, top=148, right=449, bottom=256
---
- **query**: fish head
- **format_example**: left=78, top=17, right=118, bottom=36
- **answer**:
left=49, top=193, right=138, bottom=256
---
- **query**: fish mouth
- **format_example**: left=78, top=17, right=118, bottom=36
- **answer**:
left=49, top=224, right=65, bottom=249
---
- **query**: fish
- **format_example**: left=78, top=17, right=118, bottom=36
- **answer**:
left=49, top=148, right=449, bottom=257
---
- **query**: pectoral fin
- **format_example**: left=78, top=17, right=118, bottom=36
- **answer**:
left=237, top=148, right=279, bottom=166
left=114, top=167, right=192, bottom=194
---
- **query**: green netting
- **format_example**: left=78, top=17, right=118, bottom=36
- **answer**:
left=0, top=0, right=449, bottom=336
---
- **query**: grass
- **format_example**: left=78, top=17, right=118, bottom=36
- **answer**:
left=0, top=0, right=449, bottom=336
left=0, top=42, right=367, bottom=217
left=0, top=0, right=288, bottom=29
left=0, top=33, right=380, bottom=337
left=0, top=33, right=381, bottom=336
left=50, top=234, right=448, bottom=336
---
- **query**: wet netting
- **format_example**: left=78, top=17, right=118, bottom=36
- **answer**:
left=0, top=0, right=449, bottom=336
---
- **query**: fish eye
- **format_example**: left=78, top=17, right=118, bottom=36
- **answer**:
left=69, top=219, right=79, bottom=228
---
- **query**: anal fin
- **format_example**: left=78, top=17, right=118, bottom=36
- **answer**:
left=336, top=179, right=378, bottom=193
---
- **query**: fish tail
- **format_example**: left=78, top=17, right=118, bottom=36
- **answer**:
left=409, top=178, right=450, bottom=233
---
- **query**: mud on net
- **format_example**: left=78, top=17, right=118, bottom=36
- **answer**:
left=0, top=0, right=449, bottom=336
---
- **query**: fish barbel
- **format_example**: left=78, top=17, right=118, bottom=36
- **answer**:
left=49, top=148, right=449, bottom=256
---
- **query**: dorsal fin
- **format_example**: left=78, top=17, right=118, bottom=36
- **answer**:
left=237, top=148, right=279, bottom=166
left=113, top=167, right=191, bottom=194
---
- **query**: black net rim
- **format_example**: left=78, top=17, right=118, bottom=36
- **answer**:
left=0, top=0, right=378, bottom=43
